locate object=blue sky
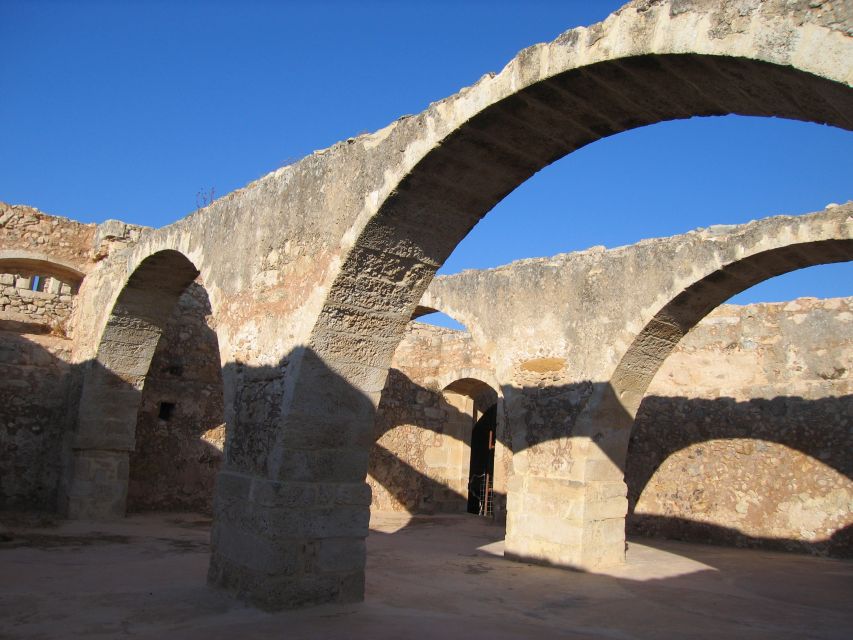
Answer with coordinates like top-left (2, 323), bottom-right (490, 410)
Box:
top-left (2, 1), bottom-right (851, 330)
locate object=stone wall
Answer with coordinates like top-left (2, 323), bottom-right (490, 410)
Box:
top-left (0, 332), bottom-right (75, 511)
top-left (127, 282), bottom-right (225, 514)
top-left (627, 298), bottom-right (852, 556)
top-left (0, 203), bottom-right (153, 514)
top-left (0, 273), bottom-right (77, 335)
top-left (0, 203), bottom-right (95, 267)
top-left (369, 322), bottom-right (500, 514)
top-left (370, 299), bottom-right (851, 557)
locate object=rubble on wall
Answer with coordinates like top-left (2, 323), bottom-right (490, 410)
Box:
top-left (0, 203), bottom-right (95, 267)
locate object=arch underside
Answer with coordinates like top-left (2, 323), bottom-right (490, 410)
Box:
top-left (613, 239), bottom-right (853, 417)
top-left (66, 250), bottom-right (202, 518)
top-left (317, 54), bottom-right (853, 374)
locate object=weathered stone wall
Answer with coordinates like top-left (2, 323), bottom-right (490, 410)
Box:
top-left (371, 299), bottom-right (851, 556)
top-left (369, 322), bottom-right (500, 514)
top-left (0, 273), bottom-right (77, 334)
top-left (0, 203), bottom-right (95, 268)
top-left (626, 298), bottom-right (852, 556)
top-left (127, 282), bottom-right (225, 514)
top-left (0, 332), bottom-right (75, 511)
top-left (2, 0), bottom-right (851, 606)
top-left (0, 204), bottom-right (152, 514)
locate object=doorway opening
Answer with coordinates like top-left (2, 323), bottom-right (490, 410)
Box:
top-left (467, 404), bottom-right (497, 516)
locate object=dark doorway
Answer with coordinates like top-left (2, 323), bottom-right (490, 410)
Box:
top-left (467, 404), bottom-right (497, 515)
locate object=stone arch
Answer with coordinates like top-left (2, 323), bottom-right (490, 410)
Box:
top-left (64, 249), bottom-right (211, 518)
top-left (608, 237), bottom-right (853, 441)
top-left (309, 3), bottom-right (853, 407)
top-left (211, 1), bottom-right (853, 606)
top-left (538, 231), bottom-right (853, 569)
top-left (562, 216), bottom-right (853, 481)
top-left (0, 250), bottom-right (86, 288)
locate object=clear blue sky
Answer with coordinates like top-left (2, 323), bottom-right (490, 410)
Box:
top-left (2, 0), bottom-right (851, 331)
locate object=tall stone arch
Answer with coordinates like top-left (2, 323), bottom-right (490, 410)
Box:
top-left (64, 250), bottom-right (205, 518)
top-left (542, 216), bottom-right (853, 568)
top-left (210, 0), bottom-right (853, 608)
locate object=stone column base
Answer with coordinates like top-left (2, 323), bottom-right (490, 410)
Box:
top-left (63, 449), bottom-right (129, 519)
top-left (504, 475), bottom-right (627, 570)
top-left (208, 470), bottom-right (371, 610)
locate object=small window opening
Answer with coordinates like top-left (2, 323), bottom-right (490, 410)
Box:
top-left (166, 363), bottom-right (184, 377)
top-left (30, 275), bottom-right (46, 292)
top-left (158, 402), bottom-right (176, 421)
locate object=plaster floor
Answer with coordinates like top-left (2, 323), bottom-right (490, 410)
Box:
top-left (0, 512), bottom-right (851, 639)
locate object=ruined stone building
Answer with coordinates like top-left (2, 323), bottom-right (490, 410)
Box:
top-left (0, 0), bottom-right (851, 613)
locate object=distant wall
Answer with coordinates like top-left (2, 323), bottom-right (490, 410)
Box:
top-left (0, 273), bottom-right (77, 334)
top-left (0, 203), bottom-right (95, 267)
top-left (127, 282), bottom-right (225, 514)
top-left (627, 298), bottom-right (852, 556)
top-left (369, 322), bottom-right (499, 514)
top-left (0, 203), bottom-right (153, 514)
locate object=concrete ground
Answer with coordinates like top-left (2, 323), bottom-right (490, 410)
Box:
top-left (0, 512), bottom-right (850, 639)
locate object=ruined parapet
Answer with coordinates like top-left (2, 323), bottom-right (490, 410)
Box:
top-left (0, 203), bottom-right (95, 270)
top-left (0, 272), bottom-right (77, 336)
top-left (92, 219), bottom-right (149, 262)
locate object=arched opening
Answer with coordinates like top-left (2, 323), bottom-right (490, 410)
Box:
top-left (212, 5), bottom-right (853, 607)
top-left (610, 239), bottom-right (852, 424)
top-left (442, 378), bottom-right (499, 516)
top-left (624, 268), bottom-right (852, 557)
top-left (468, 404), bottom-right (497, 516)
top-left (65, 250), bottom-right (225, 519)
top-left (126, 280), bottom-right (225, 515)
top-left (368, 311), bottom-right (501, 518)
top-left (0, 256), bottom-right (84, 335)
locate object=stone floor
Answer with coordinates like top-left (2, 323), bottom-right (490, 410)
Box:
top-left (0, 512), bottom-right (850, 639)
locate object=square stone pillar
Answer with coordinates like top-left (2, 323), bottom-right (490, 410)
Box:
top-left (504, 451), bottom-right (628, 570)
top-left (208, 469), bottom-right (371, 609)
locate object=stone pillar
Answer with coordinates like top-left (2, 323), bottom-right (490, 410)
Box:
top-left (434, 391), bottom-right (473, 510)
top-left (492, 398), bottom-right (510, 521)
top-left (502, 384), bottom-right (630, 570)
top-left (207, 351), bottom-right (376, 610)
top-left (504, 444), bottom-right (627, 569)
top-left (63, 360), bottom-right (145, 519)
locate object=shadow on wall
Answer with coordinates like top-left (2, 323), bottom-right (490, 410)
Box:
top-left (0, 331), bottom-right (77, 511)
top-left (0, 283), bottom-right (225, 519)
top-left (369, 368), bottom-right (498, 516)
top-left (0, 319), bottom-right (51, 335)
top-left (627, 394), bottom-right (852, 557)
top-left (2, 331), bottom-right (850, 612)
top-left (370, 442), bottom-right (506, 519)
top-left (369, 367), bottom-right (852, 557)
top-left (127, 282), bottom-right (226, 515)
top-left (630, 516), bottom-right (852, 559)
